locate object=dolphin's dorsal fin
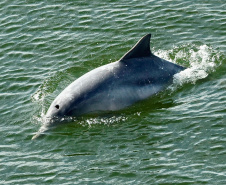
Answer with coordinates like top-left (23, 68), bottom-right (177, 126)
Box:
top-left (120, 34), bottom-right (152, 61)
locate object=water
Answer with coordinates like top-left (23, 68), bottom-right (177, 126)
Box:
top-left (1, 0), bottom-right (226, 184)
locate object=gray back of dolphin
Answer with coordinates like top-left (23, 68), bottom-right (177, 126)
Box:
top-left (32, 34), bottom-right (185, 139)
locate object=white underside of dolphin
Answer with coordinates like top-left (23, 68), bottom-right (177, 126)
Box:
top-left (32, 34), bottom-right (185, 139)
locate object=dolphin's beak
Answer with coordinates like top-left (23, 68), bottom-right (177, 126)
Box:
top-left (31, 123), bottom-right (49, 140)
top-left (32, 132), bottom-right (45, 140)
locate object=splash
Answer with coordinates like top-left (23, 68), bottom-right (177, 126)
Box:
top-left (31, 70), bottom-right (71, 125)
top-left (82, 116), bottom-right (128, 127)
top-left (155, 44), bottom-right (222, 89)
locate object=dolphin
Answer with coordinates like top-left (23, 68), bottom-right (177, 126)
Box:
top-left (32, 34), bottom-right (185, 139)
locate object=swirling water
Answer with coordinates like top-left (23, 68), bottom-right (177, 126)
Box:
top-left (0, 0), bottom-right (226, 184)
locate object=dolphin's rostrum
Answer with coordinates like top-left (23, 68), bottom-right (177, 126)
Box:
top-left (32, 34), bottom-right (185, 139)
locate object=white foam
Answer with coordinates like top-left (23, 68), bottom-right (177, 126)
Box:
top-left (155, 44), bottom-right (220, 90)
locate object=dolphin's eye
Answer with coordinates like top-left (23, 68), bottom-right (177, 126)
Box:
top-left (55, 105), bottom-right (60, 109)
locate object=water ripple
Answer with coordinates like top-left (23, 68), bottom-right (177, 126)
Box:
top-left (1, 0), bottom-right (226, 184)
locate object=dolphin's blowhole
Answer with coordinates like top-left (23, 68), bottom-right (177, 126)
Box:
top-left (55, 105), bottom-right (60, 109)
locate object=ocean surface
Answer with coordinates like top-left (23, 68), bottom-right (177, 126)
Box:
top-left (1, 0), bottom-right (226, 184)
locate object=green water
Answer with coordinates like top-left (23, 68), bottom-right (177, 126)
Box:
top-left (1, 0), bottom-right (226, 184)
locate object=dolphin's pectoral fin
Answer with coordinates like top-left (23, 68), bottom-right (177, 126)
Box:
top-left (120, 34), bottom-right (152, 61)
